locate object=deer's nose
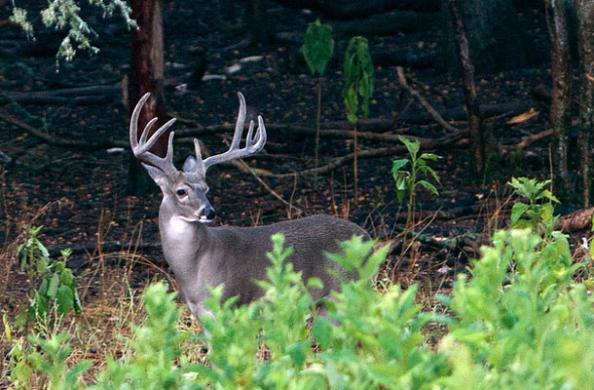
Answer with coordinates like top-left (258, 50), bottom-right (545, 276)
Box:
top-left (199, 205), bottom-right (216, 222)
top-left (205, 206), bottom-right (216, 220)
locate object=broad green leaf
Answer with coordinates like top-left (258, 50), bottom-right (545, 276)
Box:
top-left (510, 202), bottom-right (529, 225)
top-left (398, 136), bottom-right (420, 158)
top-left (56, 285), bottom-right (74, 315)
top-left (392, 159), bottom-right (409, 173)
top-left (312, 317), bottom-right (333, 349)
top-left (418, 180), bottom-right (439, 196)
top-left (303, 19), bottom-right (334, 75)
top-left (47, 273), bottom-right (60, 299)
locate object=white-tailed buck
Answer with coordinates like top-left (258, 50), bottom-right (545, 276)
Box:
top-left (130, 92), bottom-right (369, 319)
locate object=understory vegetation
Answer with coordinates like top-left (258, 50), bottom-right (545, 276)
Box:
top-left (2, 178), bottom-right (594, 389)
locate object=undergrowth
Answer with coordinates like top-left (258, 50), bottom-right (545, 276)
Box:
top-left (2, 178), bottom-right (594, 389)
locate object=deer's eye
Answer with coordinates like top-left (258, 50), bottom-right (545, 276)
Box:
top-left (176, 189), bottom-right (187, 196)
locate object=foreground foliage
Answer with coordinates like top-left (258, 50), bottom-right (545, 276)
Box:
top-left (5, 191), bottom-right (594, 388)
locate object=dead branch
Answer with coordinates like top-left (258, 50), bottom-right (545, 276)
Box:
top-left (1, 84), bottom-right (120, 105)
top-left (516, 129), bottom-right (554, 150)
top-left (396, 66), bottom-right (461, 133)
top-left (0, 113), bottom-right (128, 151)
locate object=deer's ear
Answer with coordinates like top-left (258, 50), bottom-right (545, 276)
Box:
top-left (183, 155), bottom-right (197, 172)
top-left (142, 163), bottom-right (173, 189)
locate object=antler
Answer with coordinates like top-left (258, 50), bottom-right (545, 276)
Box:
top-left (129, 93), bottom-right (179, 178)
top-left (195, 92), bottom-right (267, 172)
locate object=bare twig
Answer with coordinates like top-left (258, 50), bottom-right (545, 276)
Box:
top-left (396, 66), bottom-right (461, 133)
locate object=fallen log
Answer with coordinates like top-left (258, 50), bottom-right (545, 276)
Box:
top-left (332, 10), bottom-right (436, 36)
top-left (271, 0), bottom-right (440, 19)
top-left (555, 207), bottom-right (594, 232)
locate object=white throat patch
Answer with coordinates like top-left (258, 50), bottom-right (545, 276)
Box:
top-left (167, 216), bottom-right (194, 238)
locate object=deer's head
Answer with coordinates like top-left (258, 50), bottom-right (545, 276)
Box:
top-left (129, 92), bottom-right (267, 223)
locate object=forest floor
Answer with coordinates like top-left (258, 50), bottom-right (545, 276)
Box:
top-left (0, 0), bottom-right (586, 378)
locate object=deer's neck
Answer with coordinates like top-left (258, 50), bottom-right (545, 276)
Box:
top-left (158, 200), bottom-right (210, 286)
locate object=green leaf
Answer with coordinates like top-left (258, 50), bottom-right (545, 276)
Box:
top-left (47, 273), bottom-right (60, 299)
top-left (56, 285), bottom-right (74, 315)
top-left (343, 35), bottom-right (374, 122)
top-left (511, 202), bottom-right (529, 225)
top-left (417, 180), bottom-right (439, 196)
top-left (287, 342), bottom-right (307, 367)
top-left (392, 159), bottom-right (409, 173)
top-left (312, 317), bottom-right (333, 349)
top-left (302, 19), bottom-right (334, 75)
top-left (420, 152), bottom-right (441, 161)
top-left (398, 136), bottom-right (420, 158)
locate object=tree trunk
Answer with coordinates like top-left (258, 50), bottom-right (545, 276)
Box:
top-left (441, 0), bottom-right (525, 74)
top-left (128, 0), bottom-right (168, 195)
top-left (576, 0), bottom-right (594, 207)
top-left (246, 0), bottom-right (270, 45)
top-left (545, 0), bottom-right (572, 195)
top-left (447, 0), bottom-right (484, 176)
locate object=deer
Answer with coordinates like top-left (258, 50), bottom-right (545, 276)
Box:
top-left (129, 92), bottom-right (370, 320)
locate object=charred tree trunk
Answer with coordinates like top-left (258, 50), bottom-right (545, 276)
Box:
top-left (246, 0), bottom-right (270, 45)
top-left (545, 0), bottom-right (573, 195)
top-left (576, 0), bottom-right (594, 207)
top-left (128, 0), bottom-right (168, 195)
top-left (447, 0), bottom-right (484, 176)
top-left (441, 0), bottom-right (525, 74)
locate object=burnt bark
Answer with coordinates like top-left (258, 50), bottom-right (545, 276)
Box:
top-left (447, 0), bottom-right (484, 176)
top-left (545, 0), bottom-right (573, 195)
top-left (246, 0), bottom-right (271, 45)
top-left (441, 0), bottom-right (525, 74)
top-left (128, 0), bottom-right (168, 195)
top-left (576, 0), bottom-right (594, 207)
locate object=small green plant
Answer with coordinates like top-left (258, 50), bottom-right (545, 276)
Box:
top-left (95, 282), bottom-right (186, 389)
top-left (508, 177), bottom-right (559, 235)
top-left (303, 19), bottom-right (334, 169)
top-left (343, 35), bottom-right (374, 200)
top-left (392, 136), bottom-right (441, 237)
top-left (16, 226), bottom-right (82, 328)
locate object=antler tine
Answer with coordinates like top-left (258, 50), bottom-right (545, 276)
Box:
top-left (245, 120), bottom-right (255, 147)
top-left (129, 92), bottom-right (179, 178)
top-left (202, 96), bottom-right (267, 171)
top-left (231, 92), bottom-right (247, 149)
top-left (192, 138), bottom-right (206, 174)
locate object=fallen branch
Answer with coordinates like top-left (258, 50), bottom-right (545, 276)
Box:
top-left (396, 67), bottom-right (461, 133)
top-left (1, 84), bottom-right (120, 106)
top-left (0, 113), bottom-right (128, 151)
top-left (516, 129), bottom-right (554, 150)
top-left (176, 123), bottom-right (409, 142)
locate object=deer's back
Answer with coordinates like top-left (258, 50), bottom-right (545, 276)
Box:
top-left (210, 215), bottom-right (369, 303)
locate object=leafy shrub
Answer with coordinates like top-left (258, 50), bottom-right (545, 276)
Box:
top-left (16, 226), bottom-right (82, 328)
top-left (7, 200), bottom-right (594, 389)
top-left (440, 228), bottom-right (593, 389)
top-left (508, 177), bottom-right (559, 235)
